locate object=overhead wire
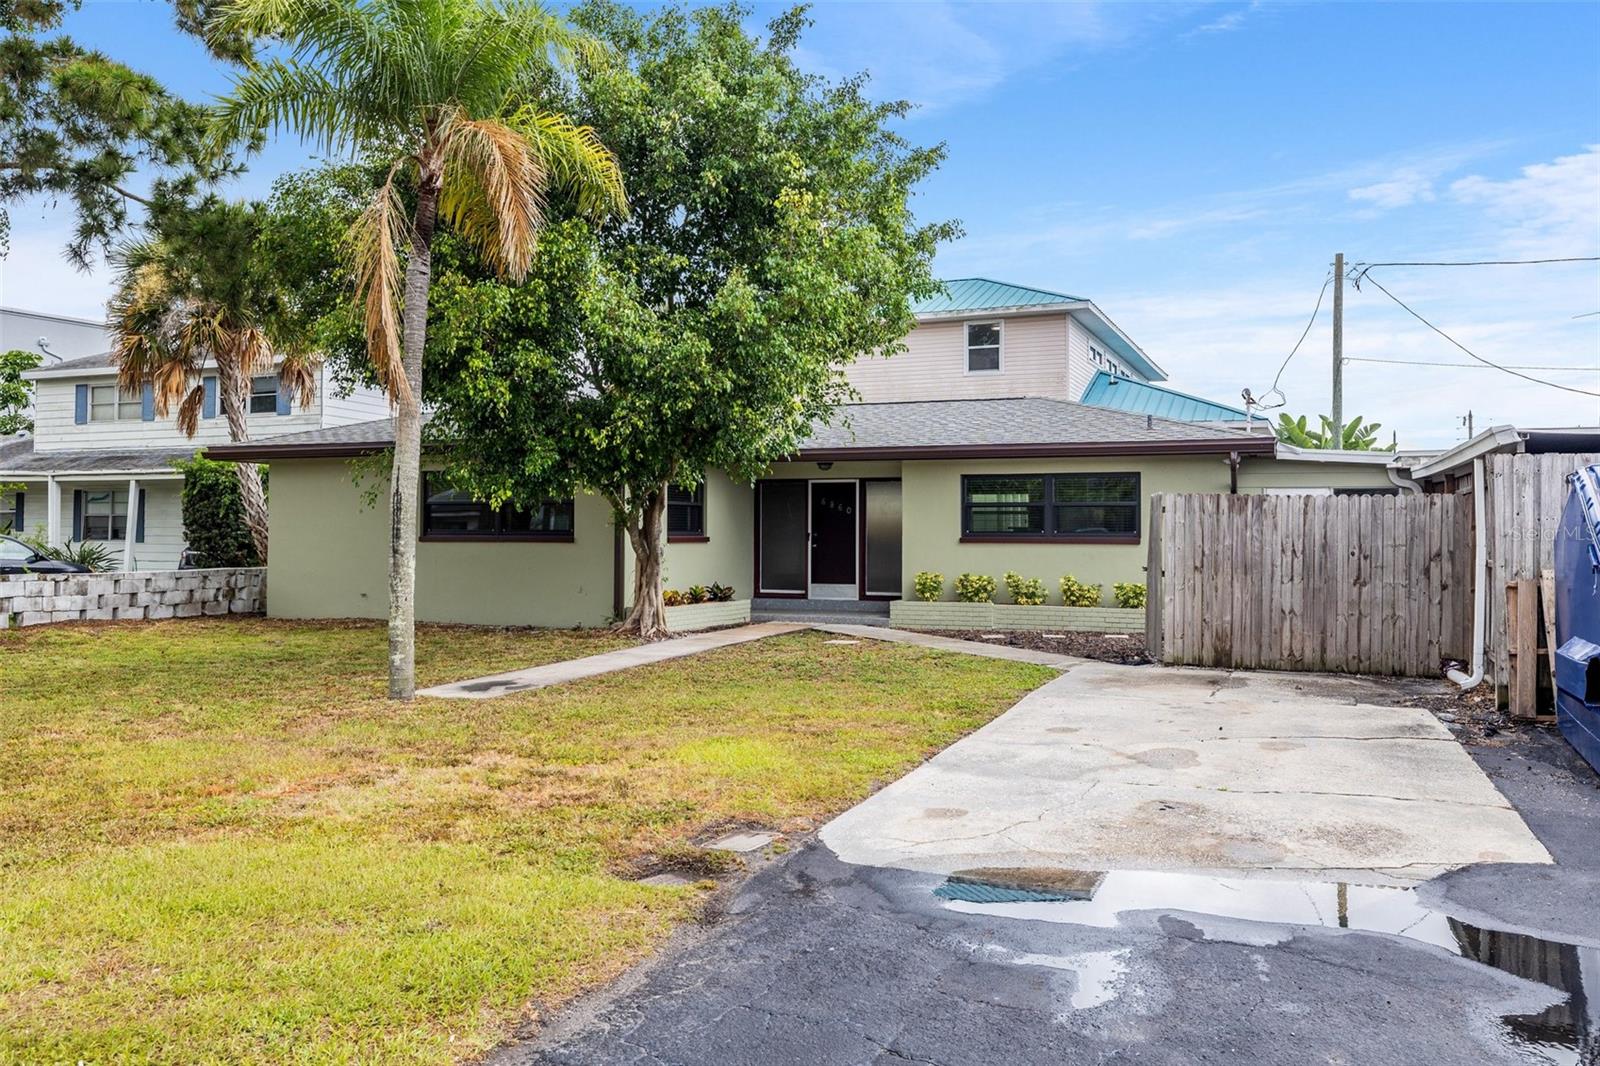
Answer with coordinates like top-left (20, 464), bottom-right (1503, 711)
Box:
top-left (1247, 271), bottom-right (1332, 414)
top-left (1356, 273), bottom-right (1600, 398)
top-left (1345, 356), bottom-right (1597, 372)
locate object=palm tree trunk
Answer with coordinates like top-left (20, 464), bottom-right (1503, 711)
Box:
top-left (618, 482), bottom-right (669, 639)
top-left (215, 356), bottom-right (270, 563)
top-left (388, 174), bottom-right (440, 700)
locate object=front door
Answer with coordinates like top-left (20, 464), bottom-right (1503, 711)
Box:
top-left (809, 481), bottom-right (857, 599)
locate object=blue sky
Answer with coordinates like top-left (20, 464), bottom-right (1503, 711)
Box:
top-left (4, 0), bottom-right (1598, 446)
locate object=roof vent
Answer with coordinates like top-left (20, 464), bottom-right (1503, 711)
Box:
top-left (1146, 414), bottom-right (1154, 429)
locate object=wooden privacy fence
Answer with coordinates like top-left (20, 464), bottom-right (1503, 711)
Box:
top-left (1483, 452), bottom-right (1600, 689)
top-left (1146, 493), bottom-right (1472, 676)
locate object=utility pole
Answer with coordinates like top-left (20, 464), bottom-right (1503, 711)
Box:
top-left (1331, 252), bottom-right (1344, 450)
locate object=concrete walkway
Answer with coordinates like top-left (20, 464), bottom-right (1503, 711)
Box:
top-left (821, 661), bottom-right (1552, 881)
top-left (816, 623), bottom-right (1083, 669)
top-left (417, 623), bottom-right (807, 699)
top-left (421, 622), bottom-right (1079, 700)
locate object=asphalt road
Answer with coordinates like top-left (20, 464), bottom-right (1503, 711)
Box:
top-left (499, 724), bottom-right (1600, 1066)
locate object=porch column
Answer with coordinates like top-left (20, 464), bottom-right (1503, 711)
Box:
top-left (45, 476), bottom-right (62, 547)
top-left (123, 477), bottom-right (139, 572)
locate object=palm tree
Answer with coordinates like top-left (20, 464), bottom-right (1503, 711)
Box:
top-left (109, 203), bottom-right (317, 563)
top-left (210, 0), bottom-right (627, 699)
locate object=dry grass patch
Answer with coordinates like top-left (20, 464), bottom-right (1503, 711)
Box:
top-left (0, 618), bottom-right (1051, 1063)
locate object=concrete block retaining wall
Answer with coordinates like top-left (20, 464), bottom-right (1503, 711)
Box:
top-left (890, 600), bottom-right (1144, 634)
top-left (664, 599), bottom-right (751, 633)
top-left (0, 568), bottom-right (266, 628)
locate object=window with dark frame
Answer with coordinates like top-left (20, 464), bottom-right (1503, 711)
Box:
top-left (966, 321), bottom-right (1001, 372)
top-left (421, 473), bottom-right (574, 539)
top-left (962, 473), bottom-right (1140, 540)
top-left (667, 483), bottom-right (705, 538)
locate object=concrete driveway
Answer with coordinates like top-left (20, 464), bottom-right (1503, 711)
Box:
top-left (821, 661), bottom-right (1551, 881)
top-left (513, 659), bottom-right (1599, 1066)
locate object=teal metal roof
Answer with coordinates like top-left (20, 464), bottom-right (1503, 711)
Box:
top-left (1079, 370), bottom-right (1250, 423)
top-left (913, 278), bottom-right (1084, 315)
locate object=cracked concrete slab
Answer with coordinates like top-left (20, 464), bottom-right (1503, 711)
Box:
top-left (822, 662), bottom-right (1551, 881)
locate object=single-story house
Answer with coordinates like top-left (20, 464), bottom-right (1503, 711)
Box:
top-left (208, 396), bottom-right (1400, 627)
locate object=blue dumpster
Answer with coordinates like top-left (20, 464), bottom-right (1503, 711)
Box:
top-left (1553, 463), bottom-right (1600, 774)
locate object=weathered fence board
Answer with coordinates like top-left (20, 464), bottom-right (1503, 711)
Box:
top-left (1482, 452), bottom-right (1600, 689)
top-left (1147, 493), bottom-right (1472, 676)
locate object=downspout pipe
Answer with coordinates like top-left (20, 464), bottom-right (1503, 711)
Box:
top-left (1447, 456), bottom-right (1487, 690)
top-left (1386, 465), bottom-right (1423, 495)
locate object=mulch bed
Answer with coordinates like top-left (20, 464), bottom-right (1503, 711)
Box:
top-left (915, 628), bottom-right (1153, 666)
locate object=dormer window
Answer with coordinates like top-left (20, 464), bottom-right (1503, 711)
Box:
top-left (966, 322), bottom-right (1001, 373)
top-left (250, 376), bottom-right (280, 414)
top-left (89, 384), bottom-right (142, 422)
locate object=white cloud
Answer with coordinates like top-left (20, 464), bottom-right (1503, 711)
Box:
top-left (777, 1), bottom-right (1198, 112)
top-left (1449, 145), bottom-right (1600, 258)
top-left (1187, 2), bottom-right (1261, 37)
top-left (1348, 168), bottom-right (1438, 209)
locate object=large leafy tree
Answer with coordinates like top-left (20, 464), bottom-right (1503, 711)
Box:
top-left (0, 348), bottom-right (41, 434)
top-left (210, 0), bottom-right (625, 699)
top-left (423, 2), bottom-right (954, 637)
top-left (0, 0), bottom-right (250, 265)
top-left (108, 199), bottom-right (316, 561)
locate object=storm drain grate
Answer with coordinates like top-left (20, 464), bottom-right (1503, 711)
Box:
top-left (933, 880), bottom-right (1073, 904)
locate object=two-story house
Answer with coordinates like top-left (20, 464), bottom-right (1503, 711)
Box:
top-left (846, 278), bottom-right (1166, 403)
top-left (2, 324), bottom-right (388, 569)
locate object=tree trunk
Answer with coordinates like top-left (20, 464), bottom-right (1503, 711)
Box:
top-left (617, 483), bottom-right (669, 639)
top-left (215, 356), bottom-right (270, 563)
top-left (387, 174), bottom-right (440, 700)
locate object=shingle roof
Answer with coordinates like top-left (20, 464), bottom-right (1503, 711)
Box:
top-left (798, 397), bottom-right (1264, 456)
top-left (208, 399), bottom-right (1273, 463)
top-left (1079, 370), bottom-right (1250, 422)
top-left (23, 351), bottom-right (114, 374)
top-left (0, 435), bottom-right (196, 475)
top-left (913, 278), bottom-right (1083, 316)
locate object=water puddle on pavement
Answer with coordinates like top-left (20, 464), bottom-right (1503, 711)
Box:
top-left (938, 868), bottom-right (1598, 1065)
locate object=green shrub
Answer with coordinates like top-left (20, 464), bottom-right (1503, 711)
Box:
top-left (1003, 571), bottom-right (1047, 606)
top-left (955, 573), bottom-right (996, 603)
top-left (913, 571), bottom-right (944, 602)
top-left (707, 582), bottom-right (735, 602)
top-left (685, 584), bottom-right (710, 604)
top-left (19, 534), bottom-right (116, 572)
top-left (663, 589), bottom-right (685, 607)
top-left (1113, 582), bottom-right (1147, 609)
top-left (173, 455), bottom-right (260, 568)
top-left (1059, 574), bottom-right (1102, 607)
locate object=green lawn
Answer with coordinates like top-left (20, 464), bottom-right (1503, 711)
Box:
top-left (0, 618), bottom-right (1052, 1064)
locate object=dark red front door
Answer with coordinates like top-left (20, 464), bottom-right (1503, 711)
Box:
top-left (810, 482), bottom-right (857, 589)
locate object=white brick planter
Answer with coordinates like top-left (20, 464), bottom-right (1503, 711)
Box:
top-left (664, 598), bottom-right (751, 633)
top-left (890, 600), bottom-right (1144, 634)
top-left (0, 568), bottom-right (266, 629)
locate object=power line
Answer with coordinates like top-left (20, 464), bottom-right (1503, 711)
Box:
top-left (1350, 256), bottom-right (1600, 286)
top-left (1347, 356), bottom-right (1599, 372)
top-left (1250, 272), bottom-right (1332, 411)
top-left (1358, 274), bottom-right (1600, 398)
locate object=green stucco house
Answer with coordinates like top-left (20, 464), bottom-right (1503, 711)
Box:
top-left (208, 279), bottom-right (1397, 626)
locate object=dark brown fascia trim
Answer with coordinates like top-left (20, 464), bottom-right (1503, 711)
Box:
top-left (203, 441), bottom-right (391, 462)
top-left (791, 438), bottom-right (1275, 462)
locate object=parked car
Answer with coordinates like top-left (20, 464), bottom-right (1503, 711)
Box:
top-left (0, 534), bottom-right (92, 575)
